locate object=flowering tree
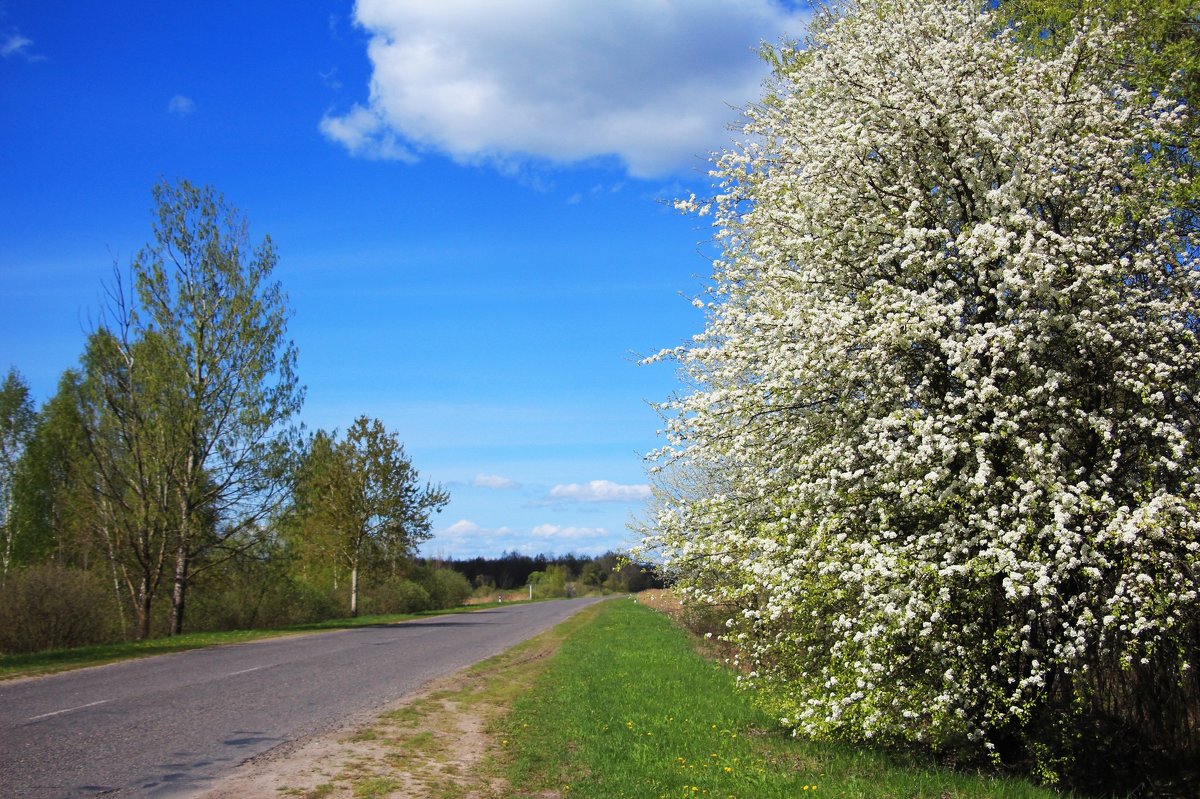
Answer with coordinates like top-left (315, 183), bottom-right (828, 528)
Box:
top-left (646, 0), bottom-right (1200, 773)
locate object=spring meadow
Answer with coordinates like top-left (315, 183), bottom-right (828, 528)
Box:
top-left (2, 0), bottom-right (1198, 797)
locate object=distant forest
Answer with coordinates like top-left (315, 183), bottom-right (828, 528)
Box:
top-left (430, 551), bottom-right (664, 594)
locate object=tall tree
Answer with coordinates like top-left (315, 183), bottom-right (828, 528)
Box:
top-left (128, 180), bottom-right (303, 635)
top-left (290, 417), bottom-right (448, 617)
top-left (647, 0), bottom-right (1200, 779)
top-left (0, 368), bottom-right (36, 577)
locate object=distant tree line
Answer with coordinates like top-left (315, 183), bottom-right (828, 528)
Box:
top-left (0, 180), bottom-right (643, 656)
top-left (431, 551), bottom-right (664, 596)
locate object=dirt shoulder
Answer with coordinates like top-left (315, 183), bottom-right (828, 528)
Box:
top-left (190, 600), bottom-right (607, 799)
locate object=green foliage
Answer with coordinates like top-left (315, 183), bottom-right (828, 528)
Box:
top-left (127, 178), bottom-right (304, 636)
top-left (9, 371), bottom-right (95, 569)
top-left (75, 327), bottom-right (190, 639)
top-left (528, 563), bottom-right (571, 598)
top-left (0, 564), bottom-right (120, 654)
top-left (1001, 0), bottom-right (1200, 220)
top-left (360, 576), bottom-right (431, 615)
top-left (1002, 0), bottom-right (1200, 100)
top-left (416, 565), bottom-right (472, 608)
top-left (285, 417), bottom-right (449, 616)
top-left (184, 550), bottom-right (342, 631)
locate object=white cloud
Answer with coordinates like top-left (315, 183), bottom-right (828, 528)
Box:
top-left (167, 95), bottom-right (196, 115)
top-left (319, 104), bottom-right (419, 162)
top-left (445, 519), bottom-right (488, 535)
top-left (2, 31), bottom-right (37, 60)
top-left (473, 473), bottom-right (521, 490)
top-left (322, 0), bottom-right (807, 177)
top-left (531, 523), bottom-right (606, 540)
top-left (424, 518), bottom-right (624, 558)
top-left (548, 480), bottom-right (651, 503)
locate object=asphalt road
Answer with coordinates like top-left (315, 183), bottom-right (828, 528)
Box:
top-left (0, 597), bottom-right (605, 799)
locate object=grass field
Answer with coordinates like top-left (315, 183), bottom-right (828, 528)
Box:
top-left (499, 598), bottom-right (1064, 799)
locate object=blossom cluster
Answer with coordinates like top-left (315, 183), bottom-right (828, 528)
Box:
top-left (643, 0), bottom-right (1200, 755)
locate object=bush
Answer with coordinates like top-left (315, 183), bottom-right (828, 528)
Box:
top-left (361, 577), bottom-right (432, 615)
top-left (417, 566), bottom-right (472, 609)
top-left (187, 565), bottom-right (342, 632)
top-left (0, 564), bottom-right (119, 654)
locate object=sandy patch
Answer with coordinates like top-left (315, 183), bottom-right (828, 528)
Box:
top-left (188, 617), bottom-right (575, 799)
top-left (190, 669), bottom-right (506, 799)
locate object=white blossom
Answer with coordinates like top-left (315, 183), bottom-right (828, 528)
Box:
top-left (640, 0), bottom-right (1200, 755)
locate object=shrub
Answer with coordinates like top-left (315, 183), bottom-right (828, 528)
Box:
top-left (361, 577), bottom-right (432, 615)
top-left (0, 564), bottom-right (119, 653)
top-left (416, 566), bottom-right (472, 609)
top-left (187, 567), bottom-right (342, 631)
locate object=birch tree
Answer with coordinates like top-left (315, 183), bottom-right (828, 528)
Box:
top-left (129, 180), bottom-right (303, 635)
top-left (290, 417), bottom-right (448, 617)
top-left (76, 328), bottom-right (182, 639)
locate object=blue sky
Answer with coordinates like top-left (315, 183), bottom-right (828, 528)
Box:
top-left (1, 1), bottom-right (807, 559)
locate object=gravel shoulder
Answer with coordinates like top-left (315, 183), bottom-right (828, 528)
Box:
top-left (189, 600), bottom-right (608, 799)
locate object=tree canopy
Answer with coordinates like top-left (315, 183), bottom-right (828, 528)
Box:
top-left (288, 417), bottom-right (449, 617)
top-left (646, 0), bottom-right (1200, 781)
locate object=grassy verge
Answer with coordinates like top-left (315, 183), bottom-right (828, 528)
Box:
top-left (0, 601), bottom-right (517, 681)
top-left (499, 598), bottom-right (1065, 799)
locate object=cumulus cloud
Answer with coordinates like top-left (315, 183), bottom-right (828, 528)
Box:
top-left (321, 0), bottom-right (807, 177)
top-left (427, 518), bottom-right (618, 558)
top-left (167, 94), bottom-right (196, 115)
top-left (320, 104), bottom-right (418, 162)
top-left (473, 473), bottom-right (521, 490)
top-left (445, 519), bottom-right (489, 535)
top-left (548, 480), bottom-right (651, 503)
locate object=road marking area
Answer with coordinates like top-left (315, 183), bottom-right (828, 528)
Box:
top-left (227, 666), bottom-right (263, 676)
top-left (29, 699), bottom-right (110, 721)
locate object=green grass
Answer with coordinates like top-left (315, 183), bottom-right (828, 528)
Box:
top-left (501, 599), bottom-right (1065, 799)
top-left (0, 602), bottom-right (512, 680)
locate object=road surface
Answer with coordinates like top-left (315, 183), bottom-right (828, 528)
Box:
top-left (0, 597), bottom-right (604, 798)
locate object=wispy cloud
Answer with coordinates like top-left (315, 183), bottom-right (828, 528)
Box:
top-left (2, 30), bottom-right (39, 60)
top-left (473, 473), bottom-right (521, 490)
top-left (530, 523), bottom-right (608, 541)
top-left (319, 68), bottom-right (343, 90)
top-left (167, 95), bottom-right (196, 115)
top-left (321, 0), bottom-right (807, 177)
top-left (547, 480), bottom-right (651, 503)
